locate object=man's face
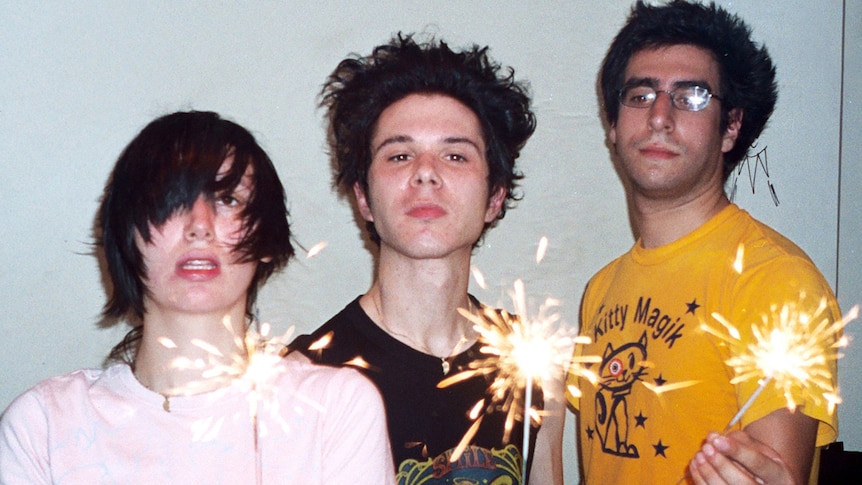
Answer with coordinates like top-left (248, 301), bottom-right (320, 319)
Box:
top-left (609, 44), bottom-right (740, 204)
top-left (354, 93), bottom-right (505, 260)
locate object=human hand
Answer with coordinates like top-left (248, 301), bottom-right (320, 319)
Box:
top-left (688, 431), bottom-right (798, 485)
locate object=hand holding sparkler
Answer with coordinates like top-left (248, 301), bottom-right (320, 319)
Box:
top-left (689, 428), bottom-right (800, 485)
top-left (682, 297), bottom-right (856, 485)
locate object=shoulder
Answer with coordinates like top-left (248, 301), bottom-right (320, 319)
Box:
top-left (733, 209), bottom-right (814, 262)
top-left (1, 367), bottom-right (112, 434)
top-left (5, 368), bottom-right (107, 409)
top-left (280, 353), bottom-right (380, 403)
top-left (288, 298), bottom-right (365, 348)
top-left (731, 211), bottom-right (833, 293)
top-left (288, 297), bottom-right (382, 364)
top-left (583, 252), bottom-right (628, 297)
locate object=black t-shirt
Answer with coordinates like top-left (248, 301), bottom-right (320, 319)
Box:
top-left (289, 297), bottom-right (540, 483)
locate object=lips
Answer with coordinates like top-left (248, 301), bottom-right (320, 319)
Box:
top-left (407, 204), bottom-right (446, 220)
top-left (176, 256), bottom-right (220, 280)
top-left (639, 142), bottom-right (680, 159)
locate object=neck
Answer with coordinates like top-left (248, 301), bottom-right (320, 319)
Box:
top-left (632, 187), bottom-right (729, 249)
top-left (362, 252), bottom-right (477, 358)
top-left (133, 309), bottom-right (249, 396)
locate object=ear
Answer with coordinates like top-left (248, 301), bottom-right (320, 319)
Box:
top-left (260, 256), bottom-right (273, 263)
top-left (353, 182), bottom-right (374, 222)
top-left (608, 122), bottom-right (617, 146)
top-left (721, 108), bottom-right (743, 154)
top-left (484, 186), bottom-right (507, 223)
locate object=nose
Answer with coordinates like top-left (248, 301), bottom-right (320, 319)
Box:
top-left (410, 153), bottom-right (441, 187)
top-left (647, 91), bottom-right (675, 133)
top-left (184, 196), bottom-right (215, 242)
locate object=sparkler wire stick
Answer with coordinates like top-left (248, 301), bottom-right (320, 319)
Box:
top-left (725, 375), bottom-right (773, 431)
top-left (446, 241), bottom-right (599, 482)
top-left (253, 377), bottom-right (263, 485)
top-left (249, 321), bottom-right (265, 485)
top-left (521, 374), bottom-right (533, 485)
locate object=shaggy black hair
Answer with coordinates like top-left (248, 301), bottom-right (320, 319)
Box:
top-left (99, 111), bottom-right (294, 361)
top-left (601, 0), bottom-right (777, 180)
top-left (321, 33), bottom-right (536, 242)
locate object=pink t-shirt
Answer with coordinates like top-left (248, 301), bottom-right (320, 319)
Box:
top-left (0, 356), bottom-right (394, 484)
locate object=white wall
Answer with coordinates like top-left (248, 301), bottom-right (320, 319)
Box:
top-left (0, 0), bottom-right (856, 481)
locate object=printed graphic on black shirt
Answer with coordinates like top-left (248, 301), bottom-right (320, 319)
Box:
top-left (396, 444), bottom-right (522, 485)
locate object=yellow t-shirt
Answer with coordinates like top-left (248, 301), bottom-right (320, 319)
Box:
top-left (567, 204), bottom-right (840, 484)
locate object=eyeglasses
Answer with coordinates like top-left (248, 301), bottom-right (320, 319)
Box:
top-left (618, 85), bottom-right (721, 112)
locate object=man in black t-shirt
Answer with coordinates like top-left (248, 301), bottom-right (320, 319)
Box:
top-left (289, 33), bottom-right (564, 484)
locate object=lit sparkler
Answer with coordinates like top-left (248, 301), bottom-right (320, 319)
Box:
top-left (439, 279), bottom-right (576, 483)
top-left (241, 322), bottom-right (293, 485)
top-left (163, 317), bottom-right (294, 485)
top-left (441, 238), bottom-right (598, 483)
top-left (701, 295), bottom-right (857, 429)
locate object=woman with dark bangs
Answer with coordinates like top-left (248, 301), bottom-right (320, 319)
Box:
top-left (0, 111), bottom-right (394, 484)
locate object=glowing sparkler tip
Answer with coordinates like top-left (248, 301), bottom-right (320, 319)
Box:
top-left (709, 294), bottom-right (856, 427)
top-left (444, 278), bottom-right (586, 447)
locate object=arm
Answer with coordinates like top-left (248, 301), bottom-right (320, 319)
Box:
top-left (689, 408), bottom-right (818, 485)
top-left (689, 256), bottom-right (841, 484)
top-left (0, 392), bottom-right (51, 485)
top-left (528, 368), bottom-right (566, 485)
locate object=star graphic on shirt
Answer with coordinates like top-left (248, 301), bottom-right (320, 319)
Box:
top-left (586, 426), bottom-right (595, 440)
top-left (635, 412), bottom-right (648, 428)
top-left (686, 299), bottom-right (700, 315)
top-left (654, 374), bottom-right (667, 387)
top-left (653, 440), bottom-right (669, 457)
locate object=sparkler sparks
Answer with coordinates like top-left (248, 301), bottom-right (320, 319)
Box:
top-left (439, 238), bottom-right (600, 483)
top-left (439, 279), bottom-right (576, 483)
top-left (701, 295), bottom-right (857, 428)
top-left (306, 240), bottom-right (328, 259)
top-left (159, 318), bottom-right (295, 485)
top-left (443, 279), bottom-right (574, 431)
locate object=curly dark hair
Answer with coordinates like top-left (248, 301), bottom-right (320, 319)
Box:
top-left (320, 33), bottom-right (536, 242)
top-left (600, 0), bottom-right (777, 180)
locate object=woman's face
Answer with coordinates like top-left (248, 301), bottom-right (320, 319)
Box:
top-left (137, 157), bottom-right (258, 324)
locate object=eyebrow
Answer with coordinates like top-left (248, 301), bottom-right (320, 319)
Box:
top-left (372, 134), bottom-right (484, 155)
top-left (623, 77), bottom-right (715, 92)
top-left (373, 135), bottom-right (411, 153)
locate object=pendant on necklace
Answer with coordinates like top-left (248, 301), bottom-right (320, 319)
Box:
top-left (441, 358), bottom-right (450, 375)
top-left (162, 394), bottom-right (171, 413)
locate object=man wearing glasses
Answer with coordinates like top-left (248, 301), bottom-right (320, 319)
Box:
top-left (567, 1), bottom-right (841, 484)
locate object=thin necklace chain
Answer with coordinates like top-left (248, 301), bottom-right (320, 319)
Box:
top-left (131, 317), bottom-right (254, 413)
top-left (132, 355), bottom-right (245, 413)
top-left (132, 367), bottom-right (176, 412)
top-left (372, 293), bottom-right (474, 375)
